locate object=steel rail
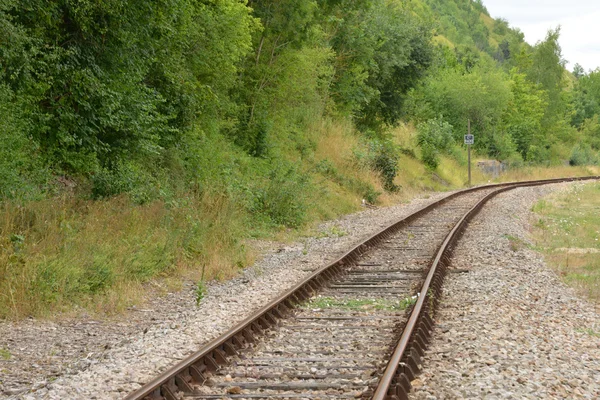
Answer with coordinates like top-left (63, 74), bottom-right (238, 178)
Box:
top-left (124, 176), bottom-right (598, 400)
top-left (370, 176), bottom-right (599, 400)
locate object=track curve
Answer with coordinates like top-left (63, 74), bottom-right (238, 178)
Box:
top-left (124, 177), bottom-right (598, 400)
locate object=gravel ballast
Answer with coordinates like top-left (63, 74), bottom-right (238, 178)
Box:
top-left (1, 190), bottom-right (454, 399)
top-left (410, 183), bottom-right (600, 400)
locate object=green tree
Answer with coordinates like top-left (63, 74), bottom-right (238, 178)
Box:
top-left (526, 28), bottom-right (568, 131)
top-left (572, 68), bottom-right (600, 127)
top-left (502, 69), bottom-right (548, 160)
top-left (417, 59), bottom-right (512, 156)
top-left (0, 0), bottom-right (256, 177)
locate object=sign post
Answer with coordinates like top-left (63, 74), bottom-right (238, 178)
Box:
top-left (464, 119), bottom-right (474, 187)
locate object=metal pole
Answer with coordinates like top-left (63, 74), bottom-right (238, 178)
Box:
top-left (468, 119), bottom-right (471, 187)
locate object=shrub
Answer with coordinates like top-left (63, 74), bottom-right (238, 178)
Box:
top-left (569, 144), bottom-right (598, 166)
top-left (251, 165), bottom-right (309, 228)
top-left (90, 161), bottom-right (162, 204)
top-left (417, 117), bottom-right (454, 169)
top-left (0, 85), bottom-right (48, 200)
top-left (420, 143), bottom-right (440, 169)
top-left (357, 138), bottom-right (400, 192)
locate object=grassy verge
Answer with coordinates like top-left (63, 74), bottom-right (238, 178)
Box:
top-left (531, 182), bottom-right (600, 303)
top-left (0, 191), bottom-right (253, 318)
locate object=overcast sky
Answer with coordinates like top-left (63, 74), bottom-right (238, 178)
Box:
top-left (483, 0), bottom-right (600, 72)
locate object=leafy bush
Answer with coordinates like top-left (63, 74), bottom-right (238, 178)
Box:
top-left (252, 165), bottom-right (309, 228)
top-left (90, 161), bottom-right (161, 204)
top-left (569, 144), bottom-right (598, 166)
top-left (0, 85), bottom-right (48, 200)
top-left (359, 139), bottom-right (401, 192)
top-left (417, 117), bottom-right (454, 169)
top-left (527, 144), bottom-right (551, 165)
top-left (486, 132), bottom-right (519, 161)
top-left (420, 143), bottom-right (440, 169)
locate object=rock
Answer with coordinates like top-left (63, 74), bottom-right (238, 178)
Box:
top-left (227, 386), bottom-right (242, 394)
top-left (411, 378), bottom-right (424, 389)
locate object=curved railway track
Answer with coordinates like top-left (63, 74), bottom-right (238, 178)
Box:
top-left (124, 177), bottom-right (598, 400)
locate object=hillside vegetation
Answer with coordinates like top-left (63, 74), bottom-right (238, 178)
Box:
top-left (1, 0), bottom-right (599, 318)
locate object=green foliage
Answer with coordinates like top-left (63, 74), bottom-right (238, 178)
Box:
top-left (251, 165), bottom-right (310, 228)
top-left (1, 0), bottom-right (587, 206)
top-left (569, 144), bottom-right (598, 166)
top-left (353, 137), bottom-right (400, 192)
top-left (195, 280), bottom-right (207, 306)
top-left (0, 0), bottom-right (256, 177)
top-left (502, 70), bottom-right (548, 160)
top-left (0, 85), bottom-right (48, 199)
top-left (304, 295), bottom-right (415, 311)
top-left (417, 117), bottom-right (454, 169)
top-left (526, 29), bottom-right (567, 123)
top-left (414, 60), bottom-right (513, 155)
top-left (572, 69), bottom-right (600, 127)
top-left (90, 161), bottom-right (161, 204)
top-left (322, 0), bottom-right (433, 128)
top-left (579, 117), bottom-right (600, 150)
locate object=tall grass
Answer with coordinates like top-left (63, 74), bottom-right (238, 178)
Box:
top-left (0, 191), bottom-right (251, 319)
top-left (311, 118), bottom-right (391, 205)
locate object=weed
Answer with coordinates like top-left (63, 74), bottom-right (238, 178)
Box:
top-left (317, 225), bottom-right (347, 238)
top-left (0, 348), bottom-right (10, 360)
top-left (532, 199), bottom-right (547, 213)
top-left (577, 328), bottom-right (600, 338)
top-left (195, 280), bottom-right (207, 306)
top-left (399, 295), bottom-right (418, 309)
top-left (251, 165), bottom-right (309, 228)
top-left (195, 264), bottom-right (208, 306)
top-left (534, 218), bottom-right (547, 230)
top-left (504, 234), bottom-right (527, 252)
top-left (301, 238), bottom-right (310, 255)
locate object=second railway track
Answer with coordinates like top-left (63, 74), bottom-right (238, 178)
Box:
top-left (125, 177), bottom-right (598, 400)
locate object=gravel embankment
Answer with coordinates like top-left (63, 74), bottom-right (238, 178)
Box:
top-left (1, 190), bottom-right (454, 399)
top-left (410, 183), bottom-right (600, 400)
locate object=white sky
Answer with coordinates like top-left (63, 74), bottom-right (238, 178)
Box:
top-left (483, 0), bottom-right (600, 72)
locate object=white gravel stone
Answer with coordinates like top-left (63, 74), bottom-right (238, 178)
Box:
top-left (410, 182), bottom-right (600, 400)
top-left (1, 190), bottom-right (454, 399)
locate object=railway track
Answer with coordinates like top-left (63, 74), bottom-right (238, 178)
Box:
top-left (124, 177), bottom-right (598, 400)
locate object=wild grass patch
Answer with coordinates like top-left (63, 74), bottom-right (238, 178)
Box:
top-left (0, 191), bottom-right (252, 319)
top-left (532, 182), bottom-right (600, 302)
top-left (0, 348), bottom-right (11, 360)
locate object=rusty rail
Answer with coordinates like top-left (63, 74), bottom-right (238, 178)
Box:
top-left (124, 176), bottom-right (598, 400)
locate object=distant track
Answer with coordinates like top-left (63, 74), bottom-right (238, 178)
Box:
top-left (124, 176), bottom-right (598, 400)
